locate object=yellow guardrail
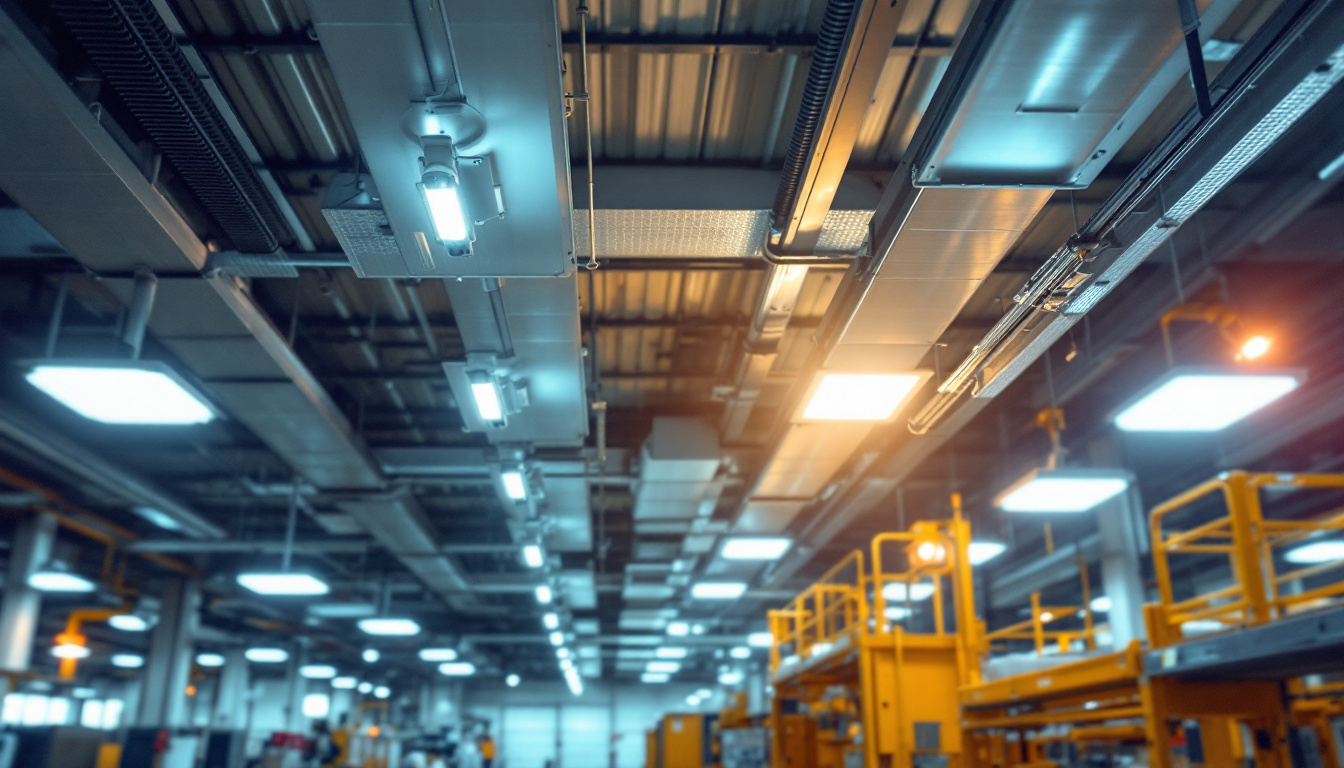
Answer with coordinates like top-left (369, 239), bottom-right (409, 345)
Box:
top-left (1148, 471), bottom-right (1344, 646)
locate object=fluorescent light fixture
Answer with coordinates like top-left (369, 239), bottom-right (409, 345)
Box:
top-left (362, 649), bottom-right (380, 664)
top-left (1181, 619), bottom-right (1225, 634)
top-left (641, 673), bottom-right (670, 683)
top-left (300, 665), bottom-right (337, 680)
top-left (302, 693), bottom-right (330, 719)
top-left (244, 648), bottom-right (289, 664)
top-left (373, 686), bottom-right (391, 700)
top-left (196, 653), bottom-right (225, 668)
top-left (25, 362), bottom-right (216, 425)
top-left (559, 657), bottom-right (574, 671)
top-left (655, 647), bottom-right (688, 660)
top-left (358, 618), bottom-right (421, 637)
top-left (72, 688), bottom-right (96, 699)
top-left (686, 695), bottom-right (702, 706)
top-left (884, 606), bottom-right (912, 620)
top-left (881, 582), bottom-right (934, 601)
top-left (502, 470), bottom-right (528, 501)
top-left (110, 654), bottom-right (144, 669)
top-left (418, 648), bottom-right (459, 662)
top-left (666, 621), bottom-right (690, 637)
top-left (422, 181), bottom-right (469, 243)
top-left (968, 541), bottom-right (1006, 566)
top-left (720, 537), bottom-right (792, 561)
top-left (801, 373), bottom-right (924, 421)
top-left (548, 631), bottom-right (565, 647)
top-left (1285, 540), bottom-right (1344, 564)
top-left (556, 648), bottom-right (571, 660)
top-left (566, 671), bottom-right (583, 696)
top-left (719, 670), bottom-right (745, 685)
top-left (52, 643), bottom-right (90, 660)
top-left (332, 677), bottom-right (358, 690)
top-left (27, 569), bottom-right (96, 593)
top-left (996, 468), bottom-right (1131, 513)
top-left (108, 614), bottom-right (151, 632)
top-left (646, 661), bottom-right (681, 674)
top-left (535, 585), bottom-right (553, 604)
top-left (543, 613), bottom-right (560, 630)
top-left (691, 582), bottom-right (748, 600)
top-left (236, 572), bottom-right (330, 596)
top-left (730, 647), bottom-right (751, 660)
top-left (469, 372), bottom-right (504, 425)
top-left (438, 662), bottom-right (476, 677)
top-left (747, 632), bottom-right (773, 648)
top-left (1318, 149), bottom-right (1344, 180)
top-left (357, 682), bottom-right (373, 694)
top-left (1113, 367), bottom-right (1304, 432)
top-left (1090, 596), bottom-right (1113, 613)
top-left (131, 506), bottom-right (182, 532)
top-left (506, 674), bottom-right (520, 687)
top-left (522, 544), bottom-right (544, 568)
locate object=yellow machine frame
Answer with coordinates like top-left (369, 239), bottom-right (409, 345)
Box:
top-left (769, 496), bottom-right (978, 768)
top-left (960, 471), bottom-right (1344, 768)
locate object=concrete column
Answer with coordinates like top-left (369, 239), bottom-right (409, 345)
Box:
top-left (212, 648), bottom-right (250, 729)
top-left (283, 646), bottom-right (308, 732)
top-left (1089, 436), bottom-right (1148, 646)
top-left (0, 512), bottom-right (57, 672)
top-left (137, 577), bottom-right (201, 727)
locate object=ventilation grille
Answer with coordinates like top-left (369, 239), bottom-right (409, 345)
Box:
top-left (51, 0), bottom-right (292, 253)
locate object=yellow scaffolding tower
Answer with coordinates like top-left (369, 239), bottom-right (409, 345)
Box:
top-left (769, 496), bottom-right (978, 768)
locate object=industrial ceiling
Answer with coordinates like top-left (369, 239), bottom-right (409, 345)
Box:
top-left (0, 0), bottom-right (1342, 689)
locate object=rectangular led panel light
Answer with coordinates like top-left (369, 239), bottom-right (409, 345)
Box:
top-left (237, 572), bottom-right (330, 596)
top-left (801, 373), bottom-right (925, 421)
top-left (645, 661), bottom-right (681, 674)
top-left (418, 648), bottom-right (459, 662)
top-left (746, 632), bottom-right (773, 647)
top-left (25, 361), bottom-right (217, 425)
top-left (1285, 540), bottom-right (1344, 564)
top-left (968, 541), bottom-right (1006, 566)
top-left (439, 662), bottom-right (476, 676)
top-left (357, 618), bottom-right (421, 636)
top-left (655, 647), bottom-right (688, 659)
top-left (995, 468), bottom-right (1132, 513)
top-left (535, 585), bottom-right (553, 604)
top-left (881, 582), bottom-right (934, 601)
top-left (720, 537), bottom-right (792, 561)
top-left (641, 673), bottom-right (671, 684)
top-left (1113, 367), bottom-right (1304, 432)
top-left (691, 582), bottom-right (748, 600)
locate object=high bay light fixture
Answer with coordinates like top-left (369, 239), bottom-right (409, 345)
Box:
top-left (720, 537), bottom-right (792, 561)
top-left (1113, 367), bottom-right (1304, 432)
top-left (26, 360), bottom-right (216, 426)
top-left (996, 468), bottom-right (1132, 514)
top-left (418, 135), bottom-right (473, 251)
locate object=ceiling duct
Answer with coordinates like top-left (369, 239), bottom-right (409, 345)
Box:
top-left (49, 0), bottom-right (293, 254)
top-left (633, 419), bottom-right (722, 535)
top-left (912, 0), bottom-right (1344, 428)
top-left (735, 0), bottom-right (1250, 538)
top-left (308, 0), bottom-right (588, 449)
top-left (308, 0), bottom-right (574, 278)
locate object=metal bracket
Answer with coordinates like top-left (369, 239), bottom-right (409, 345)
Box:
top-left (1175, 0), bottom-right (1214, 118)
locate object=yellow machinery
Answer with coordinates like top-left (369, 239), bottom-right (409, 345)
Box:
top-left (960, 471), bottom-right (1344, 768)
top-left (652, 713), bottom-right (719, 768)
top-left (768, 497), bottom-right (978, 768)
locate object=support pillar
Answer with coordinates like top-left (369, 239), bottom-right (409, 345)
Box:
top-left (137, 577), bottom-right (201, 727)
top-left (212, 648), bottom-right (249, 729)
top-left (0, 512), bottom-right (57, 673)
top-left (1089, 437), bottom-right (1148, 646)
top-left (283, 645), bottom-right (308, 732)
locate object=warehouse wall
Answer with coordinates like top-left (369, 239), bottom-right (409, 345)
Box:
top-left (463, 681), bottom-right (722, 768)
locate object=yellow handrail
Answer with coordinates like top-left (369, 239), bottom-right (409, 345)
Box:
top-left (1148, 471), bottom-right (1344, 646)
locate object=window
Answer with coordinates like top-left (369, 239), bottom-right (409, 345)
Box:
top-left (76, 698), bottom-right (124, 730)
top-left (45, 698), bottom-right (70, 725)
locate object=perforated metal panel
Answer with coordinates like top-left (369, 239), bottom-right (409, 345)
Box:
top-left (573, 210), bottom-right (872, 258)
